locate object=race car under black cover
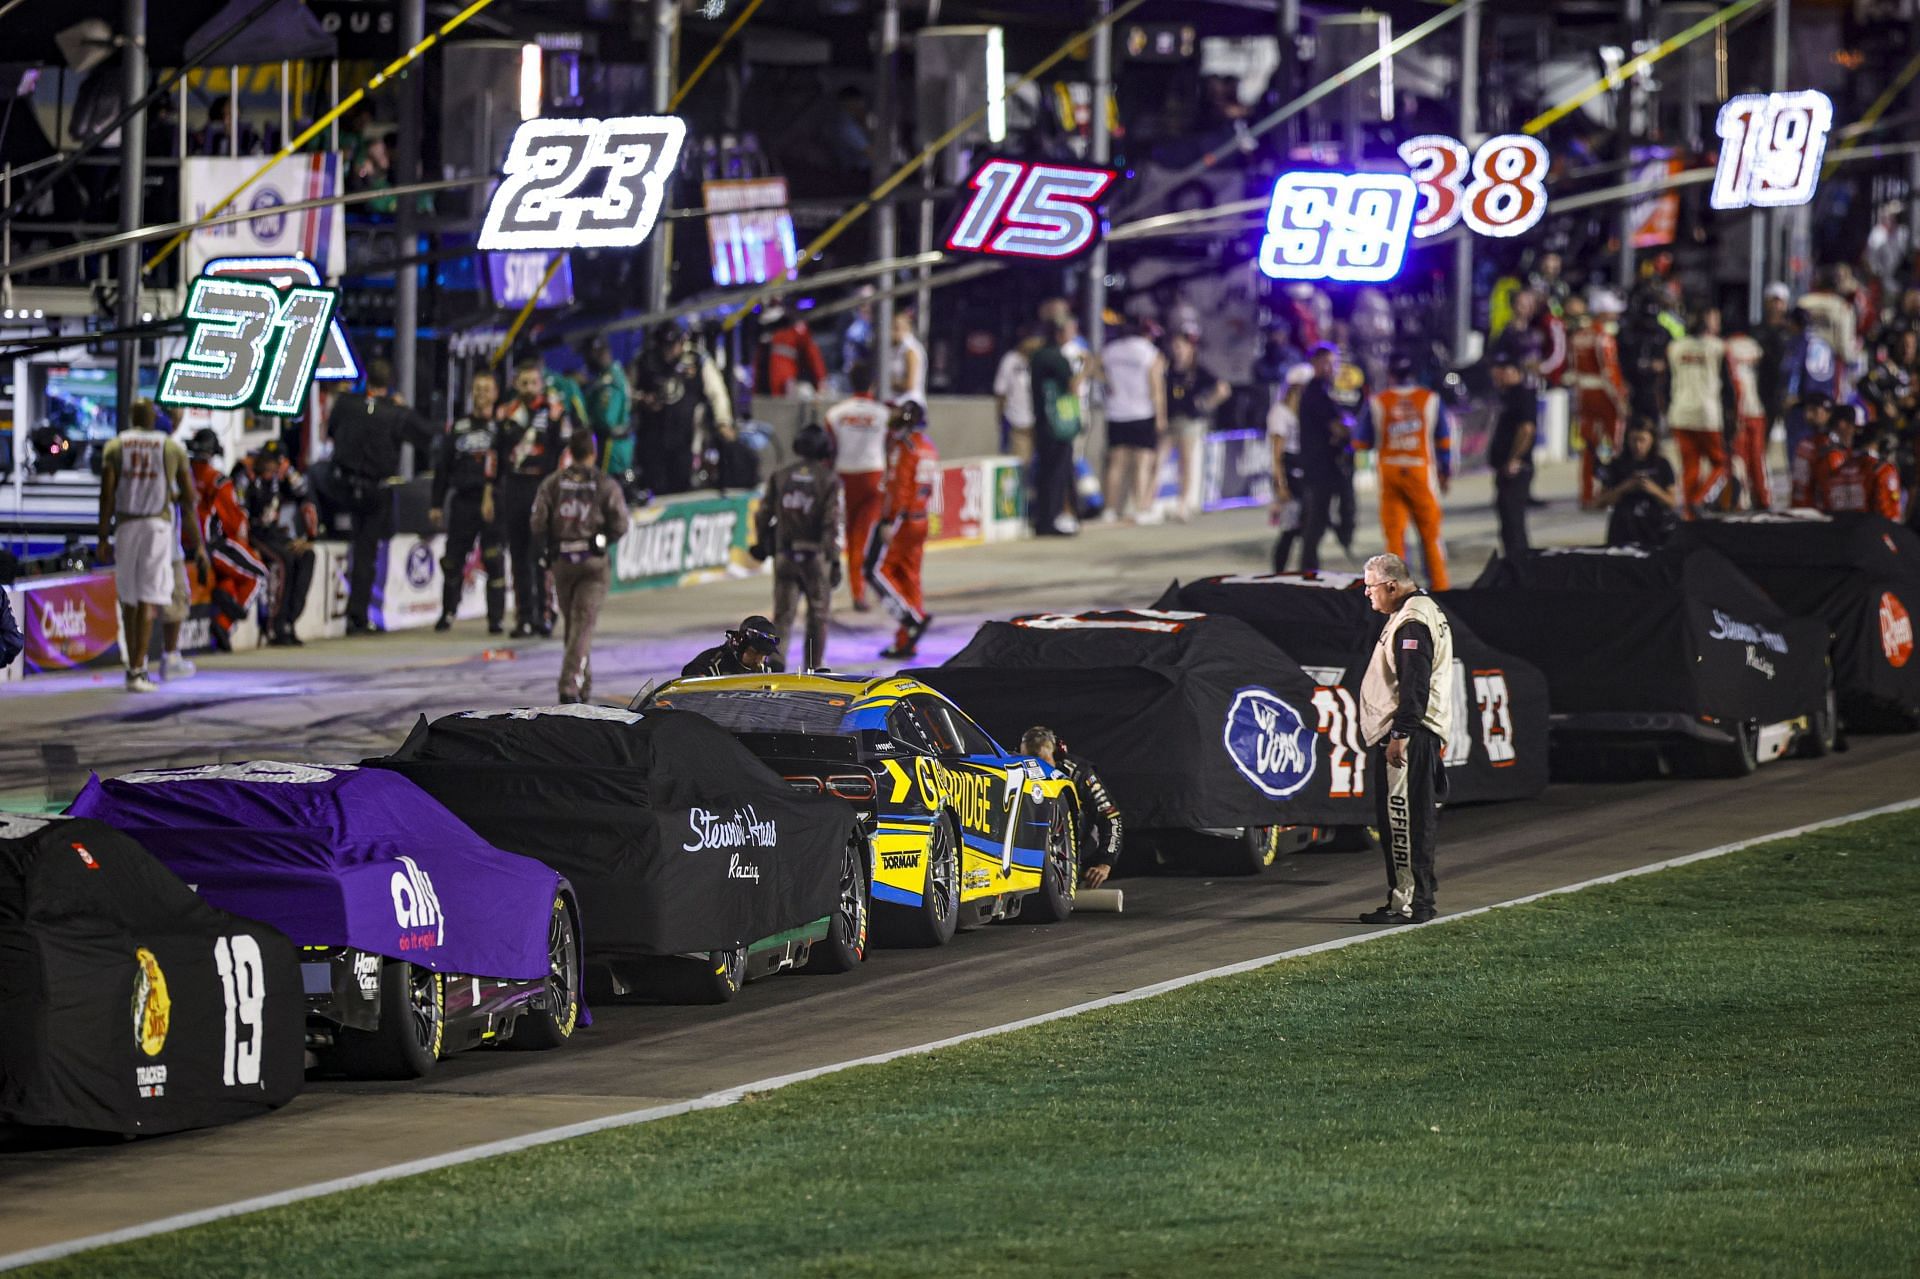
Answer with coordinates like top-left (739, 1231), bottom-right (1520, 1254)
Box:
top-left (68, 763), bottom-right (580, 1079)
top-left (1156, 571), bottom-right (1550, 804)
top-left (1443, 545), bottom-right (1834, 775)
top-left (1674, 512), bottom-right (1920, 731)
top-left (0, 812), bottom-right (304, 1135)
top-left (912, 608), bottom-right (1373, 872)
top-left (372, 704), bottom-right (857, 1002)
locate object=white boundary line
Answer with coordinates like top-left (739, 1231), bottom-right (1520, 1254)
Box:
top-left (6, 797), bottom-right (1916, 1273)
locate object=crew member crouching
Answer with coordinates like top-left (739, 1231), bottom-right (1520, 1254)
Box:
top-left (1020, 726), bottom-right (1124, 888)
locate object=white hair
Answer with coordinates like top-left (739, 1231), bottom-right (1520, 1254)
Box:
top-left (1364, 553), bottom-right (1413, 586)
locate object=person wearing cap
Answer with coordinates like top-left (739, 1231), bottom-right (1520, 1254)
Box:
top-left (1362, 356), bottom-right (1452, 590)
top-left (580, 335), bottom-right (633, 481)
top-left (1788, 394), bottom-right (1840, 508)
top-left (1019, 727), bottom-right (1123, 889)
top-left (244, 440), bottom-right (320, 646)
top-left (683, 615), bottom-right (787, 678)
top-left (1294, 342), bottom-right (1348, 571)
top-left (1357, 552), bottom-right (1454, 926)
top-left (752, 423), bottom-right (843, 670)
top-left (1566, 293), bottom-right (1628, 508)
top-left (496, 354), bottom-right (573, 638)
top-left (185, 429), bottom-right (267, 653)
top-left (633, 321), bottom-right (732, 495)
top-left (1783, 305), bottom-right (1839, 465)
top-left (532, 430), bottom-right (629, 704)
top-left (1816, 405), bottom-right (1902, 520)
top-left (1487, 352), bottom-right (1537, 562)
top-left (1593, 417), bottom-right (1680, 547)
top-left (757, 305), bottom-right (828, 398)
top-left (430, 370), bottom-right (506, 636)
top-left (1267, 362), bottom-right (1311, 571)
top-left (324, 357), bottom-right (437, 636)
top-left (871, 399), bottom-right (939, 659)
top-left (1755, 283), bottom-right (1795, 443)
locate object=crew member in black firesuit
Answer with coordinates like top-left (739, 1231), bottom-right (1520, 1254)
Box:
top-left (530, 429), bottom-right (629, 704)
top-left (1358, 552), bottom-right (1454, 926)
top-left (325, 358), bottom-right (435, 634)
top-left (751, 422), bottom-right (843, 671)
top-left (1294, 343), bottom-right (1348, 571)
top-left (1019, 726), bottom-right (1124, 888)
top-left (430, 370), bottom-right (506, 634)
top-left (496, 354), bottom-right (571, 637)
top-left (633, 320), bottom-right (733, 496)
top-left (683, 615), bottom-right (786, 677)
top-left (243, 441), bottom-right (319, 646)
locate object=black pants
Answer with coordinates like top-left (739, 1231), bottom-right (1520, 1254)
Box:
top-left (256, 537), bottom-right (315, 631)
top-left (1494, 464), bottom-right (1533, 562)
top-left (644, 427), bottom-right (696, 495)
top-left (1332, 459), bottom-right (1357, 547)
top-left (500, 476), bottom-right (549, 628)
top-left (1368, 728), bottom-right (1447, 915)
top-left (1271, 456), bottom-right (1305, 571)
top-left (1296, 476), bottom-right (1336, 570)
top-left (442, 493), bottom-right (505, 624)
top-left (1031, 432), bottom-right (1074, 533)
top-left (342, 478), bottom-right (390, 628)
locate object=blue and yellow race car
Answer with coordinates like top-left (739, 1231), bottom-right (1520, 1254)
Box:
top-left (645, 674), bottom-right (1079, 947)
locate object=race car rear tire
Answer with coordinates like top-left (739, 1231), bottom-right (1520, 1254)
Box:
top-left (509, 892), bottom-right (583, 1051)
top-left (876, 815), bottom-right (960, 948)
top-left (326, 960), bottom-right (444, 1079)
top-left (1021, 803), bottom-right (1079, 923)
top-left (1798, 684), bottom-right (1839, 759)
top-left (1692, 720), bottom-right (1759, 778)
top-left (1231, 825), bottom-right (1284, 876)
top-left (805, 833), bottom-right (871, 973)
top-left (1323, 825), bottom-right (1379, 853)
top-left (678, 946), bottom-right (748, 1004)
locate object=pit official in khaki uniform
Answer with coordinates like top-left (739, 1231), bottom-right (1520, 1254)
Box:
top-left (530, 430), bottom-right (629, 704)
top-left (1358, 552), bottom-right (1454, 925)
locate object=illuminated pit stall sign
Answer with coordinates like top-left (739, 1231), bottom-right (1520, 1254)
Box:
top-left (1257, 171), bottom-right (1418, 284)
top-left (1397, 133), bottom-right (1552, 240)
top-left (943, 158), bottom-right (1119, 261)
top-left (158, 263), bottom-right (353, 418)
top-left (476, 115), bottom-right (689, 251)
top-left (1709, 90), bottom-right (1834, 211)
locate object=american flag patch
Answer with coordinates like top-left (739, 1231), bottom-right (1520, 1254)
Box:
top-left (1401, 638), bottom-right (1420, 649)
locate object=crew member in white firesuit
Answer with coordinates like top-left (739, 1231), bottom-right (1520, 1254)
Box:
top-left (1020, 726), bottom-right (1124, 888)
top-left (752, 423), bottom-right (844, 671)
top-left (1358, 552), bottom-right (1454, 926)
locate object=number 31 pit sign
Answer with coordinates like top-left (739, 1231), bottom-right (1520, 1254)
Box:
top-left (158, 256), bottom-right (359, 418)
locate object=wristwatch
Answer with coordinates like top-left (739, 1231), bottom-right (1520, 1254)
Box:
top-left (1389, 730), bottom-right (1410, 741)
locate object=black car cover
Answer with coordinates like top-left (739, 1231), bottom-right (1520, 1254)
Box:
top-left (0, 814), bottom-right (303, 1136)
top-left (912, 610), bottom-right (1371, 830)
top-left (1444, 546), bottom-right (1830, 724)
top-left (371, 705), bottom-right (851, 959)
top-left (1155, 572), bottom-right (1550, 803)
top-left (1673, 513), bottom-right (1920, 726)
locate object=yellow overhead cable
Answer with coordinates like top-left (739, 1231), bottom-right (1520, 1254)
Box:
top-left (490, 255), bottom-right (567, 368)
top-left (1823, 48), bottom-right (1920, 178)
top-left (144, 0), bottom-right (504, 276)
top-left (672, 0), bottom-right (766, 111)
top-left (721, 0), bottom-right (1158, 331)
top-left (1523, 0), bottom-right (1772, 135)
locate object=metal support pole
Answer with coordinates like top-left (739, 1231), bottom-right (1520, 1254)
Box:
top-left (1617, 0), bottom-right (1644, 292)
top-left (1748, 0), bottom-right (1789, 323)
top-left (1452, 0), bottom-right (1480, 361)
top-left (280, 60), bottom-right (290, 149)
top-left (1768, 0), bottom-right (1791, 300)
top-left (1087, 0), bottom-right (1113, 356)
top-left (228, 66), bottom-right (239, 157)
top-left (872, 0), bottom-right (899, 400)
top-left (394, 0), bottom-right (424, 409)
top-left (1277, 0), bottom-right (1301, 155)
top-left (116, 0), bottom-right (148, 431)
top-left (329, 61), bottom-right (339, 152)
top-left (646, 0), bottom-right (676, 315)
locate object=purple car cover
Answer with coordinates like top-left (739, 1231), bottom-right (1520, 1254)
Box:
top-left (69, 762), bottom-right (559, 982)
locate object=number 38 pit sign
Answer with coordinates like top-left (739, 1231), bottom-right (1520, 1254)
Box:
top-left (158, 256), bottom-right (359, 418)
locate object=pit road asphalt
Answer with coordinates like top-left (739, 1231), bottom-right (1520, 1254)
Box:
top-left (6, 463), bottom-right (1915, 1256)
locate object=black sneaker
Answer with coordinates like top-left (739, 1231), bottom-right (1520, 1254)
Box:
top-left (433, 614), bottom-right (453, 632)
top-left (488, 620), bottom-right (506, 636)
top-left (908, 614), bottom-right (933, 644)
top-left (1410, 907), bottom-right (1437, 924)
top-left (1358, 906), bottom-right (1413, 925)
top-left (209, 626), bottom-right (233, 654)
top-left (534, 621), bottom-right (554, 638)
top-left (511, 620), bottom-right (536, 639)
top-left (879, 643), bottom-right (917, 660)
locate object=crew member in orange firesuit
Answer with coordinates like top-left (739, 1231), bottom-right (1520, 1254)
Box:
top-left (1566, 295), bottom-right (1627, 507)
top-left (1361, 356), bottom-right (1452, 589)
top-left (870, 400), bottom-right (938, 660)
top-left (184, 429), bottom-right (266, 652)
top-left (1788, 393), bottom-right (1839, 507)
top-left (757, 305), bottom-right (829, 397)
top-left (824, 361), bottom-right (890, 612)
top-left (1818, 405), bottom-right (1903, 519)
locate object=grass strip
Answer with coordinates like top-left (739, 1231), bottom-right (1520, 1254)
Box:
top-left (29, 813), bottom-right (1920, 1278)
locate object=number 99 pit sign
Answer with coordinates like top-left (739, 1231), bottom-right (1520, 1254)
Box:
top-left (477, 115), bottom-right (688, 251)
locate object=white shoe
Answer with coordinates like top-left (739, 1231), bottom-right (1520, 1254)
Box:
top-left (1056, 514), bottom-right (1081, 534)
top-left (160, 653), bottom-right (197, 681)
top-left (125, 671), bottom-right (159, 693)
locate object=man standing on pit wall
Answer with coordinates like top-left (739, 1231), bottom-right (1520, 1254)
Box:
top-left (871, 400), bottom-right (938, 660)
top-left (1487, 354), bottom-right (1537, 562)
top-left (98, 400), bottom-right (208, 691)
top-left (496, 355), bottom-right (572, 638)
top-left (1357, 552), bottom-right (1453, 926)
top-left (1566, 295), bottom-right (1627, 508)
top-left (1666, 309), bottom-right (1731, 514)
top-left (1362, 356), bottom-right (1452, 590)
top-left (752, 423), bottom-right (843, 671)
top-left (529, 430), bottom-right (628, 704)
top-left (431, 371), bottom-right (506, 635)
top-left (1294, 343), bottom-right (1347, 571)
top-left (824, 361), bottom-right (890, 612)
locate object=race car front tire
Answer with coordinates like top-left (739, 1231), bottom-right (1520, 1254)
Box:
top-left (805, 832), bottom-right (871, 973)
top-left (1021, 803), bottom-right (1078, 924)
top-left (1797, 682), bottom-right (1839, 759)
top-left (326, 960), bottom-right (444, 1079)
top-left (875, 815), bottom-right (960, 948)
top-left (510, 892), bottom-right (583, 1050)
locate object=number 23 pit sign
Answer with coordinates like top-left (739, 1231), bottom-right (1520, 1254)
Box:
top-left (477, 115), bottom-right (688, 251)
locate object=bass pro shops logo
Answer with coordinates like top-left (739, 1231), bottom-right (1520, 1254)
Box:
top-left (406, 541), bottom-right (437, 589)
top-left (1881, 593), bottom-right (1913, 668)
top-left (390, 855), bottom-right (446, 952)
top-left (1223, 687), bottom-right (1317, 798)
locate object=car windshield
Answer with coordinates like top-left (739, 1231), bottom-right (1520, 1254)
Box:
top-left (652, 688), bottom-right (854, 735)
